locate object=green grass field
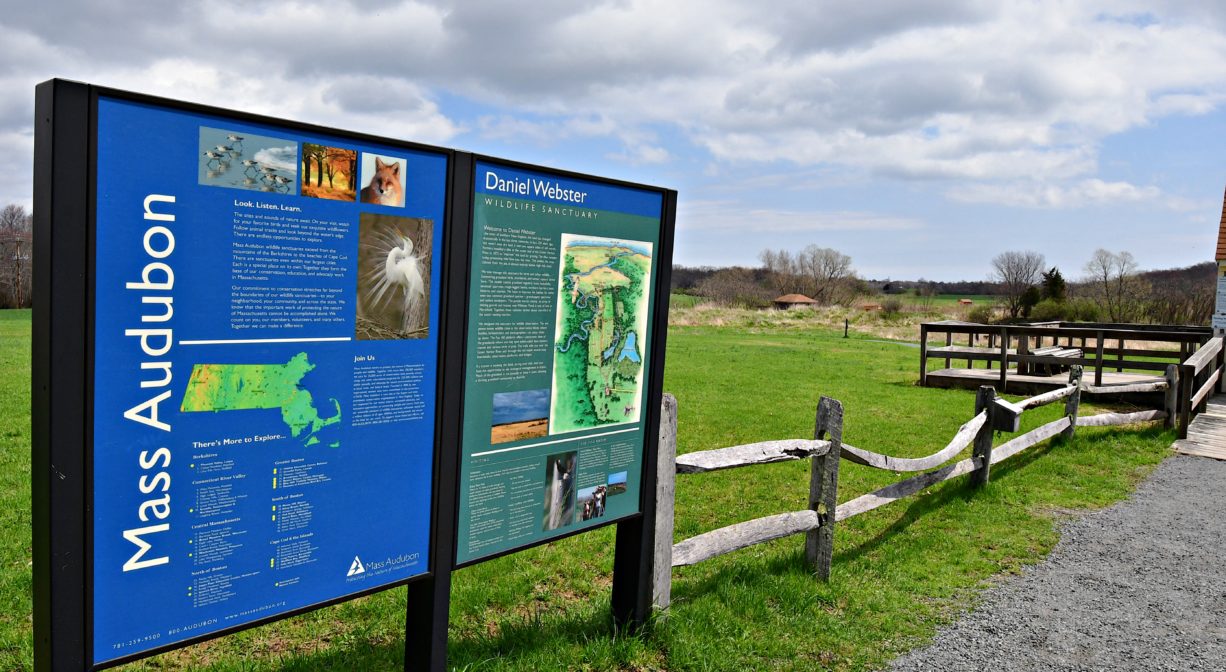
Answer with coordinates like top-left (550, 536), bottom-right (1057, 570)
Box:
top-left (670, 293), bottom-right (704, 308)
top-left (0, 310), bottom-right (1171, 670)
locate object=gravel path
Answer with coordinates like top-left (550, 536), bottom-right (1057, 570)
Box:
top-left (888, 455), bottom-right (1226, 672)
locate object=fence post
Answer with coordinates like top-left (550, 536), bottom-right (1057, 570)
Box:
top-left (1062, 366), bottom-right (1083, 440)
top-left (1179, 363), bottom-right (1193, 439)
top-left (919, 324), bottom-right (929, 386)
top-left (651, 394), bottom-right (678, 611)
top-left (806, 397), bottom-right (843, 581)
top-left (971, 386), bottom-right (995, 488)
top-left (1094, 331), bottom-right (1105, 387)
top-left (1164, 364), bottom-right (1178, 430)
top-left (1217, 343), bottom-right (1225, 395)
top-left (998, 327), bottom-right (1008, 392)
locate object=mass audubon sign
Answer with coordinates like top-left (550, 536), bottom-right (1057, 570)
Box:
top-left (32, 79), bottom-right (676, 672)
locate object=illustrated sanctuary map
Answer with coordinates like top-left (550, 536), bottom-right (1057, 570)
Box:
top-left (550, 234), bottom-right (653, 433)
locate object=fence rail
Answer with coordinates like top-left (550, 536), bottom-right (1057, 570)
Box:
top-left (651, 364), bottom-right (1173, 610)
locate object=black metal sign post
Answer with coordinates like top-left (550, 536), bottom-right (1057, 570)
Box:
top-left (403, 152), bottom-right (471, 672)
top-left (32, 76), bottom-right (93, 672)
top-left (611, 190), bottom-right (676, 630)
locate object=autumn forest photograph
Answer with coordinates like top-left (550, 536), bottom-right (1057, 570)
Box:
top-left (301, 143), bottom-right (357, 200)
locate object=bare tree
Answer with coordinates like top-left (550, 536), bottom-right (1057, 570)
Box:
top-left (0, 204), bottom-right (27, 232)
top-left (760, 245), bottom-right (857, 305)
top-left (1083, 249), bottom-right (1148, 322)
top-left (990, 250), bottom-right (1045, 318)
top-left (695, 266), bottom-right (773, 308)
top-left (0, 204), bottom-right (33, 308)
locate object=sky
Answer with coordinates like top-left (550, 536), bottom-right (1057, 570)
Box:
top-left (3, 0), bottom-right (1226, 281)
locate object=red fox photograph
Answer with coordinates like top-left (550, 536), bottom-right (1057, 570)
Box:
top-left (359, 153), bottom-right (406, 207)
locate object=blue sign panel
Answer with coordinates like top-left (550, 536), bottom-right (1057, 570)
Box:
top-left (91, 97), bottom-right (442, 664)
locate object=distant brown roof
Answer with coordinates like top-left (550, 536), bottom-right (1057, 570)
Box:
top-left (1217, 184), bottom-right (1226, 260)
top-left (773, 293), bottom-right (817, 304)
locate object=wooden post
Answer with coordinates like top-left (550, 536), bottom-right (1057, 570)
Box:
top-left (806, 397), bottom-right (843, 581)
top-left (1180, 363), bottom-right (1193, 439)
top-left (944, 331), bottom-right (952, 368)
top-left (1094, 331), bottom-right (1105, 387)
top-left (998, 327), bottom-right (1009, 392)
top-left (1164, 364), bottom-right (1178, 430)
top-left (651, 394), bottom-right (677, 611)
top-left (967, 332), bottom-right (973, 369)
top-left (1062, 366), bottom-right (1083, 440)
top-left (987, 332), bottom-right (994, 370)
top-left (1116, 338), bottom-right (1124, 373)
top-left (919, 324), bottom-right (928, 386)
top-left (1211, 343), bottom-right (1221, 397)
top-left (1019, 334), bottom-right (1030, 376)
top-left (971, 386), bottom-right (995, 488)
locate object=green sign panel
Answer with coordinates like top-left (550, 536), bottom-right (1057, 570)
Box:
top-left (456, 162), bottom-right (665, 564)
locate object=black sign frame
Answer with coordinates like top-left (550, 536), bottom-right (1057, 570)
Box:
top-left (32, 79), bottom-right (465, 671)
top-left (32, 79), bottom-right (676, 672)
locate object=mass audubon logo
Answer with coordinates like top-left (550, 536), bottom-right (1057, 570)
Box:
top-left (345, 551), bottom-right (420, 580)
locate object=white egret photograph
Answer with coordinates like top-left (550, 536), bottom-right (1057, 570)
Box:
top-left (355, 213), bottom-right (432, 340)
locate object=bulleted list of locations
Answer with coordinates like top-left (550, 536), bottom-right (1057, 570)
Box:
top-left (456, 163), bottom-right (665, 564)
top-left (90, 97), bottom-right (445, 664)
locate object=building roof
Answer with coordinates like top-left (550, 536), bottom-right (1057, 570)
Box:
top-left (773, 293), bottom-right (817, 304)
top-left (1217, 184), bottom-right (1226, 260)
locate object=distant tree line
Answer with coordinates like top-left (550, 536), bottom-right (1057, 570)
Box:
top-left (672, 240), bottom-right (1215, 327)
top-left (988, 247), bottom-right (1214, 326)
top-left (672, 245), bottom-right (866, 308)
top-left (0, 204), bottom-right (32, 309)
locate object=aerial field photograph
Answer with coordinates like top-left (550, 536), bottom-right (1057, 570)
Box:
top-left (6, 2), bottom-right (1226, 671)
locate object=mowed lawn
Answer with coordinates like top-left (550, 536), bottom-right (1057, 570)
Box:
top-left (0, 311), bottom-right (1170, 671)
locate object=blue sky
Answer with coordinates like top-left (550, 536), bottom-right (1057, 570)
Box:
top-left (2, 1), bottom-right (1225, 280)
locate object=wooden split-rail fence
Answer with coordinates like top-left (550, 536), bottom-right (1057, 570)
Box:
top-left (650, 365), bottom-right (1172, 609)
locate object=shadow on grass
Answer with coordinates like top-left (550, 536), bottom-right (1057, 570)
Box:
top-left (272, 426), bottom-right (1172, 671)
top-left (265, 606), bottom-right (630, 672)
top-left (670, 430), bottom-right (1094, 604)
top-left (446, 605), bottom-right (637, 671)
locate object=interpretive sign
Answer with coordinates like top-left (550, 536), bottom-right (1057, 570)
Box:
top-left (35, 80), bottom-right (675, 672)
top-left (455, 161), bottom-right (668, 564)
top-left (34, 81), bottom-right (448, 669)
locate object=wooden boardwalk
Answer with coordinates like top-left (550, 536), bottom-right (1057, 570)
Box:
top-left (925, 367), bottom-right (1162, 396)
top-left (1174, 395), bottom-right (1226, 461)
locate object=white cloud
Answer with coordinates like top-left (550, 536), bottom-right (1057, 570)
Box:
top-left (680, 200), bottom-right (924, 233)
top-left (2, 0), bottom-right (1225, 273)
top-left (947, 179), bottom-right (1163, 208)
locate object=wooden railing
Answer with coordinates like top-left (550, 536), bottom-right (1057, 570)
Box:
top-left (917, 321), bottom-right (1225, 438)
top-left (919, 321), bottom-right (1209, 390)
top-left (1179, 336), bottom-right (1225, 438)
top-left (650, 365), bottom-right (1172, 609)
